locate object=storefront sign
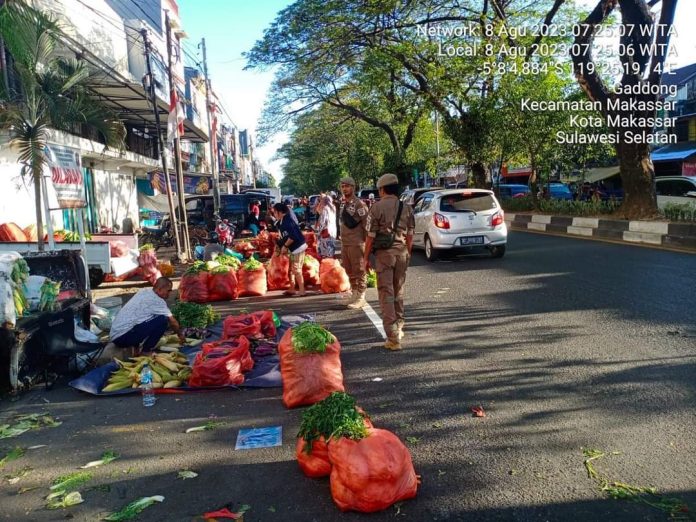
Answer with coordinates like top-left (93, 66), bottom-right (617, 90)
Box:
top-left (45, 144), bottom-right (85, 209)
top-left (682, 162), bottom-right (696, 177)
top-left (148, 171), bottom-right (211, 195)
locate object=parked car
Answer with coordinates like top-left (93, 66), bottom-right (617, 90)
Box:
top-left (547, 183), bottom-right (574, 200)
top-left (412, 189), bottom-right (507, 261)
top-left (400, 187), bottom-right (443, 207)
top-left (497, 184), bottom-right (531, 199)
top-left (358, 188), bottom-right (380, 203)
top-left (655, 176), bottom-right (696, 209)
top-left (183, 193), bottom-right (271, 230)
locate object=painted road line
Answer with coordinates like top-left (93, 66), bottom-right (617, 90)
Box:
top-left (363, 301), bottom-right (387, 339)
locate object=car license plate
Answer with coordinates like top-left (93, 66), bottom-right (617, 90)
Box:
top-left (460, 236), bottom-right (484, 245)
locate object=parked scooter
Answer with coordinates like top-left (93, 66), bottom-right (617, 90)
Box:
top-left (214, 214), bottom-right (235, 248)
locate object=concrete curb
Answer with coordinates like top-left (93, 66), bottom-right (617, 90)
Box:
top-left (505, 213), bottom-right (696, 253)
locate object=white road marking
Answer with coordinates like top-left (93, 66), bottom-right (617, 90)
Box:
top-left (363, 302), bottom-right (387, 339)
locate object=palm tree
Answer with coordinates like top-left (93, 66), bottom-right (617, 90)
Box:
top-left (0, 1), bottom-right (125, 249)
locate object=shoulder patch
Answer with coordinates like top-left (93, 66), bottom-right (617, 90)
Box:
top-left (357, 207), bottom-right (367, 217)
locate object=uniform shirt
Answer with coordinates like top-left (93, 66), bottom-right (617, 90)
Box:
top-left (339, 195), bottom-right (368, 246)
top-left (366, 195), bottom-right (415, 250)
top-left (110, 288), bottom-right (172, 341)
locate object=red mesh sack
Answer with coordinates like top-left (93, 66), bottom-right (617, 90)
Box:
top-left (223, 313), bottom-right (262, 339)
top-left (237, 266), bottom-right (267, 297)
top-left (302, 230), bottom-right (316, 248)
top-left (302, 255), bottom-right (320, 286)
top-left (278, 328), bottom-right (345, 408)
top-left (110, 241), bottom-right (130, 257)
top-left (23, 224), bottom-right (38, 241)
top-left (320, 265), bottom-right (350, 294)
top-left (235, 240), bottom-right (257, 258)
top-left (319, 258), bottom-right (338, 278)
top-left (179, 271), bottom-right (210, 303)
top-left (207, 268), bottom-right (239, 301)
top-left (296, 436), bottom-right (331, 478)
top-left (0, 223), bottom-right (28, 242)
top-left (138, 248), bottom-right (158, 268)
top-left (251, 310), bottom-right (277, 338)
top-left (266, 254), bottom-right (290, 290)
top-left (328, 428), bottom-right (418, 513)
top-left (189, 336), bottom-right (253, 387)
top-left (141, 265), bottom-right (162, 286)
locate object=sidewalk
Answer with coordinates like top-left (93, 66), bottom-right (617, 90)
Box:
top-left (505, 212), bottom-right (696, 253)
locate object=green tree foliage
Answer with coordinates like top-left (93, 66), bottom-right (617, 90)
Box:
top-left (0, 1), bottom-right (125, 249)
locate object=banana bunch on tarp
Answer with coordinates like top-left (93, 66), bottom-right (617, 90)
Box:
top-left (103, 351), bottom-right (192, 392)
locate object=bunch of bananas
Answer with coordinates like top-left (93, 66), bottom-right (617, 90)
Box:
top-left (102, 350), bottom-right (192, 392)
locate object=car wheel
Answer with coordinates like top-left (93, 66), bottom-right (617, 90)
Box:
top-left (424, 236), bottom-right (439, 262)
top-left (489, 245), bottom-right (506, 258)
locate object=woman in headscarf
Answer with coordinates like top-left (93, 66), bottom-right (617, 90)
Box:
top-left (316, 194), bottom-right (337, 258)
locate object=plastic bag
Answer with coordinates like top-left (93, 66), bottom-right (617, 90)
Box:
top-left (320, 260), bottom-right (350, 294)
top-left (179, 271), bottom-right (210, 303)
top-left (237, 266), bottom-right (267, 297)
top-left (266, 254), bottom-right (290, 290)
top-left (302, 255), bottom-right (320, 286)
top-left (207, 269), bottom-right (238, 301)
top-left (278, 328), bottom-right (345, 408)
top-left (189, 336), bottom-right (253, 387)
top-left (222, 313), bottom-right (262, 339)
top-left (328, 428), bottom-right (418, 513)
top-left (251, 310), bottom-right (277, 338)
top-left (296, 436), bottom-right (331, 478)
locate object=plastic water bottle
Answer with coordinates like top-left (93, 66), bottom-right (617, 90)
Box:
top-left (140, 364), bottom-right (156, 407)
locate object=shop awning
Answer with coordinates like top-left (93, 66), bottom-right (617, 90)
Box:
top-left (651, 142), bottom-right (696, 162)
top-left (138, 193), bottom-right (177, 213)
top-left (583, 167), bottom-right (621, 183)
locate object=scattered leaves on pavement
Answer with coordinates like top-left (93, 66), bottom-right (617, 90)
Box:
top-left (405, 436), bottom-right (420, 445)
top-left (6, 466), bottom-right (32, 484)
top-left (103, 495), bottom-right (165, 520)
top-left (0, 413), bottom-right (61, 439)
top-left (0, 447), bottom-right (24, 467)
top-left (185, 421), bottom-right (223, 433)
top-left (47, 491), bottom-right (84, 509)
top-left (582, 449), bottom-right (690, 518)
top-left (81, 450), bottom-right (119, 469)
top-left (177, 470), bottom-right (198, 480)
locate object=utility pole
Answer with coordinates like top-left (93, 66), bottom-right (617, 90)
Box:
top-left (165, 11), bottom-right (190, 261)
top-left (141, 27), bottom-right (182, 259)
top-left (200, 38), bottom-right (220, 214)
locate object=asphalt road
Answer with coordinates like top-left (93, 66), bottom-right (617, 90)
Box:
top-left (1, 231), bottom-right (695, 521)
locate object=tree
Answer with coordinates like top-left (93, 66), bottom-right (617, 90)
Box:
top-left (0, 1), bottom-right (125, 249)
top-left (571, 0), bottom-right (678, 218)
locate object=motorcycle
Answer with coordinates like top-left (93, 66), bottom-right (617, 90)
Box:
top-left (214, 214), bottom-right (235, 248)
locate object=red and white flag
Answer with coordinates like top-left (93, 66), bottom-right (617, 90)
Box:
top-left (167, 89), bottom-right (185, 143)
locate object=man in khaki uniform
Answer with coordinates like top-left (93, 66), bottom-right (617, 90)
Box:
top-left (339, 176), bottom-right (368, 309)
top-left (363, 173), bottom-right (415, 351)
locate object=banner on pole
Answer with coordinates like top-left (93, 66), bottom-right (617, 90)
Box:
top-left (148, 171), bottom-right (211, 195)
top-left (44, 144), bottom-right (86, 209)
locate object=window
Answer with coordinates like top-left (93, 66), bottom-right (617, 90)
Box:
top-left (439, 193), bottom-right (497, 212)
top-left (185, 199), bottom-right (199, 211)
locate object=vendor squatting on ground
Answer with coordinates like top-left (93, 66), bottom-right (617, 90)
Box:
top-left (107, 277), bottom-right (184, 354)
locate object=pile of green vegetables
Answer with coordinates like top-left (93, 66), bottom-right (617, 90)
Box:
top-left (242, 257), bottom-right (263, 271)
top-left (298, 392), bottom-right (369, 451)
top-left (184, 261), bottom-right (208, 275)
top-left (291, 322), bottom-right (335, 354)
top-left (171, 301), bottom-right (219, 328)
top-left (10, 258), bottom-right (29, 317)
top-left (216, 254), bottom-right (241, 269)
top-left (139, 243), bottom-right (155, 252)
top-left (39, 279), bottom-right (61, 312)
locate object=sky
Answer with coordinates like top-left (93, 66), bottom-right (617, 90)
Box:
top-left (178, 0), bottom-right (696, 184)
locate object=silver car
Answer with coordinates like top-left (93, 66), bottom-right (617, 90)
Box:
top-left (412, 189), bottom-right (507, 261)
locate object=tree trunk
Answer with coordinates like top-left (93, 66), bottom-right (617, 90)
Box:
top-left (33, 167), bottom-right (45, 251)
top-left (616, 141), bottom-right (658, 219)
top-left (470, 162), bottom-right (487, 188)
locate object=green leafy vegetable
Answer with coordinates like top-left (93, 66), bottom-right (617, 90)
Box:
top-left (0, 447), bottom-right (24, 467)
top-left (139, 243), bottom-right (155, 252)
top-left (366, 269), bottom-right (377, 288)
top-left (171, 302), bottom-right (219, 328)
top-left (39, 279), bottom-right (61, 312)
top-left (0, 413), bottom-right (62, 439)
top-left (583, 449), bottom-right (689, 517)
top-left (211, 265), bottom-right (232, 274)
top-left (216, 254), bottom-right (241, 269)
top-left (298, 392), bottom-right (369, 452)
top-left (103, 495), bottom-right (164, 520)
top-left (49, 471), bottom-right (92, 495)
top-left (177, 470), bottom-right (198, 479)
top-left (184, 260), bottom-right (208, 275)
top-left (242, 257), bottom-right (263, 271)
top-left (291, 322), bottom-right (335, 354)
top-left (185, 421), bottom-right (222, 433)
top-left (47, 491), bottom-right (84, 509)
top-left (80, 450), bottom-right (119, 469)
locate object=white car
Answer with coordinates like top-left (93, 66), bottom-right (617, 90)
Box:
top-left (655, 176), bottom-right (696, 209)
top-left (412, 189), bottom-right (507, 261)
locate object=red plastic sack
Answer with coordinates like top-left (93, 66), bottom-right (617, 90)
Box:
top-left (278, 328), bottom-right (345, 408)
top-left (0, 223), bottom-right (28, 242)
top-left (179, 271), bottom-right (210, 303)
top-left (189, 336), bottom-right (253, 387)
top-left (296, 436), bottom-right (331, 478)
top-left (328, 428), bottom-right (418, 512)
top-left (302, 255), bottom-right (320, 286)
top-left (141, 265), bottom-right (162, 286)
top-left (110, 241), bottom-right (130, 257)
top-left (138, 248), bottom-right (158, 267)
top-left (235, 240), bottom-right (257, 258)
top-left (237, 266), bottom-right (267, 297)
top-left (266, 254), bottom-right (290, 290)
top-left (223, 313), bottom-right (262, 339)
top-left (207, 269), bottom-right (239, 301)
top-left (23, 224), bottom-right (38, 242)
top-left (251, 310), bottom-right (277, 338)
top-left (320, 260), bottom-right (350, 294)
